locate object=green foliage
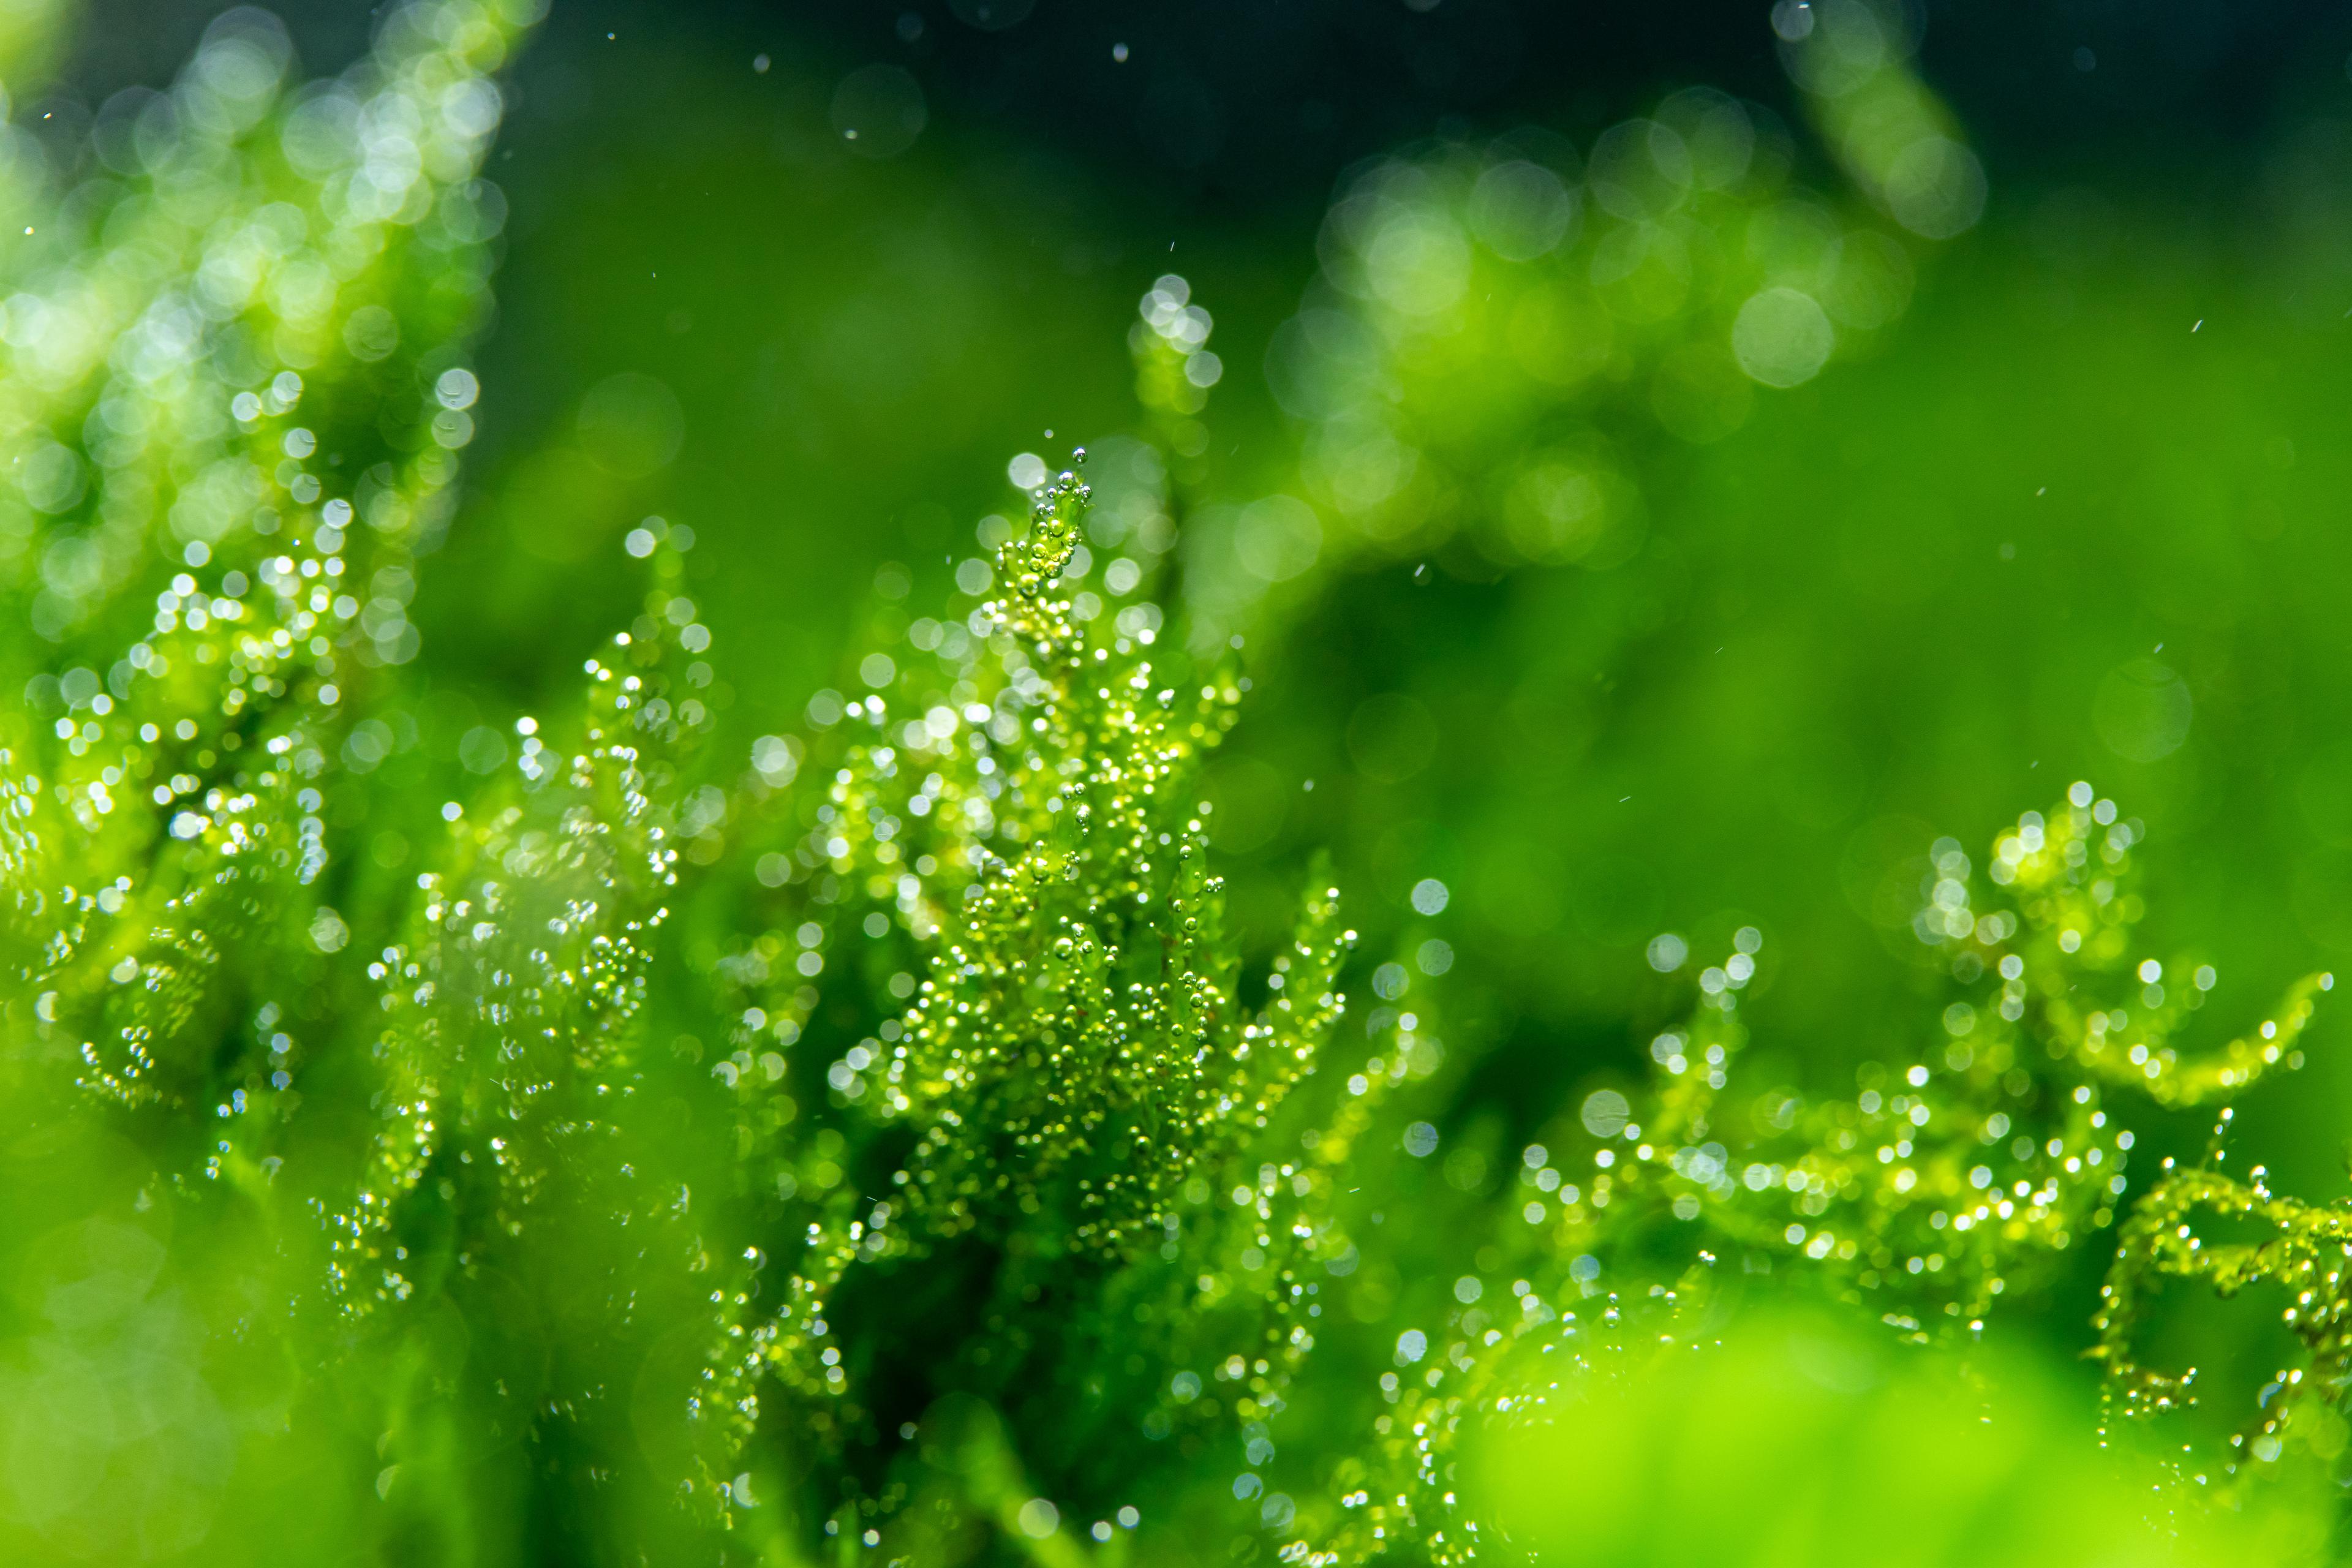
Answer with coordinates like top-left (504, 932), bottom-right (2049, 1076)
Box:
top-left (704, 413), bottom-right (1366, 1542)
top-left (2, 4), bottom-right (2350, 1566)
top-left (1294, 787), bottom-right (2328, 1565)
top-left (1480, 1310), bottom-right (2321, 1567)
top-left (2098, 1163), bottom-right (2352, 1492)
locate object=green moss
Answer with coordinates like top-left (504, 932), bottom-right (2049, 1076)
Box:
top-left (0, 4), bottom-right (2343, 1564)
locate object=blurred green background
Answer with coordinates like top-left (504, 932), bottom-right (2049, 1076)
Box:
top-left (28, 0), bottom-right (2352, 1556)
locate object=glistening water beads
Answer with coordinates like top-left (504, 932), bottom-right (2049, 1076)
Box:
top-left (0, 2), bottom-right (2343, 1561)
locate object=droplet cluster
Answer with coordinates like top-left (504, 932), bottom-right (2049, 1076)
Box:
top-left (1286, 786), bottom-right (2327, 1565)
top-left (680, 300), bottom-right (1373, 1537)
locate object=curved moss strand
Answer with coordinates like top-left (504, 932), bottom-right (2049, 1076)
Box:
top-left (1289, 790), bottom-right (2331, 1565)
top-left (2096, 1164), bottom-right (2352, 1493)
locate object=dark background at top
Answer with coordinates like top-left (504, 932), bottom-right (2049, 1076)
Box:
top-left (59, 0), bottom-right (2352, 216)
